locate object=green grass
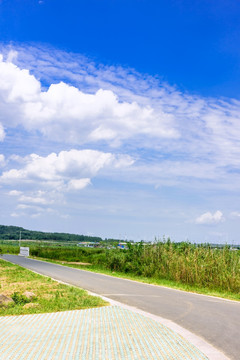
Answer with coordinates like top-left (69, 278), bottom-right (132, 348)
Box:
top-left (30, 256), bottom-right (240, 302)
top-left (0, 259), bottom-right (108, 316)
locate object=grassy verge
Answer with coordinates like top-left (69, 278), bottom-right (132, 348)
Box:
top-left (0, 259), bottom-right (108, 316)
top-left (30, 256), bottom-right (240, 302)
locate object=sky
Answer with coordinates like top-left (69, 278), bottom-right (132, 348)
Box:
top-left (0, 0), bottom-right (240, 243)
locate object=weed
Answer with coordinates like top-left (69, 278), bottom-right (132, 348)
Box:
top-left (12, 292), bottom-right (30, 305)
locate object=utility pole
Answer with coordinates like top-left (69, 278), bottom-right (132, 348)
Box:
top-left (19, 230), bottom-right (21, 249)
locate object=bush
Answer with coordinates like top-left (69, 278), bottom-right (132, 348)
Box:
top-left (12, 292), bottom-right (31, 305)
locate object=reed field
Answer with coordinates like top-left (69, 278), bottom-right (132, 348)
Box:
top-left (30, 241), bottom-right (240, 295)
top-left (1, 239), bottom-right (240, 298)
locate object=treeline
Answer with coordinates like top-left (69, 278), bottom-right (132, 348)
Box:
top-left (0, 225), bottom-right (102, 243)
top-left (30, 240), bottom-right (240, 294)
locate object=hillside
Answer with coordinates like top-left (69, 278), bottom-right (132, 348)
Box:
top-left (0, 225), bottom-right (102, 243)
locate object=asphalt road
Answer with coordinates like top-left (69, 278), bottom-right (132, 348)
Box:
top-left (1, 254), bottom-right (240, 360)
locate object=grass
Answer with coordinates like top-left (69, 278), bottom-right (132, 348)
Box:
top-left (30, 256), bottom-right (240, 302)
top-left (0, 259), bottom-right (108, 316)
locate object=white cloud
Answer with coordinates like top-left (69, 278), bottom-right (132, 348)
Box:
top-left (0, 55), bottom-right (178, 147)
top-left (195, 211), bottom-right (224, 225)
top-left (6, 50), bottom-right (18, 63)
top-left (16, 204), bottom-right (55, 216)
top-left (68, 178), bottom-right (91, 190)
top-left (11, 212), bottom-right (21, 218)
top-left (17, 204), bottom-right (40, 210)
top-left (0, 55), bottom-right (40, 103)
top-left (0, 149), bottom-right (133, 186)
top-left (230, 211), bottom-right (240, 218)
top-left (8, 190), bottom-right (22, 196)
top-left (8, 190), bottom-right (58, 219)
top-left (1, 149), bottom-right (134, 217)
top-left (0, 124), bottom-right (5, 141)
top-left (18, 194), bottom-right (51, 205)
top-left (0, 147), bottom-right (134, 221)
top-left (0, 153), bottom-right (5, 166)
top-left (31, 213), bottom-right (42, 218)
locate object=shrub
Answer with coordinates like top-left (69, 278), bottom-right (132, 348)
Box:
top-left (12, 292), bottom-right (31, 305)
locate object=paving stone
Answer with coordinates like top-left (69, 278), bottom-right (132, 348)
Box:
top-left (0, 306), bottom-right (208, 359)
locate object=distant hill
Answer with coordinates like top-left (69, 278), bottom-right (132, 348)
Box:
top-left (0, 225), bottom-right (102, 243)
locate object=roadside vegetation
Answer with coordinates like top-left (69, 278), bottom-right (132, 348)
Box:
top-left (1, 238), bottom-right (239, 301)
top-left (0, 259), bottom-right (107, 316)
top-left (31, 240), bottom-right (240, 299)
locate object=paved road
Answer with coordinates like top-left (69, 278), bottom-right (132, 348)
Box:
top-left (1, 255), bottom-right (240, 360)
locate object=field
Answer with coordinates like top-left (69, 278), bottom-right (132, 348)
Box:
top-left (1, 239), bottom-right (240, 301)
top-left (0, 258), bottom-right (107, 316)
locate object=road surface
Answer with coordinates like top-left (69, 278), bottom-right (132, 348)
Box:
top-left (1, 254), bottom-right (239, 360)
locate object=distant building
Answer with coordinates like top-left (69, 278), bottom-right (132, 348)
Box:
top-left (77, 242), bottom-right (100, 248)
top-left (117, 242), bottom-right (128, 249)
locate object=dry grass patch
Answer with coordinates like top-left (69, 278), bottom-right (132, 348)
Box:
top-left (60, 261), bottom-right (91, 265)
top-left (0, 259), bottom-right (108, 316)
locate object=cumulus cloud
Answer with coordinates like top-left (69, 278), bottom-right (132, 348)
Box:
top-left (0, 54), bottom-right (40, 103)
top-left (1, 148), bottom-right (133, 218)
top-left (195, 211), bottom-right (224, 225)
top-left (0, 149), bottom-right (133, 186)
top-left (0, 55), bottom-right (177, 147)
top-left (1, 148), bottom-right (134, 215)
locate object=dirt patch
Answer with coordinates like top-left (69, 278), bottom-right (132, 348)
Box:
top-left (0, 294), bottom-right (14, 307)
top-left (23, 303), bottom-right (39, 309)
top-left (61, 261), bottom-right (91, 265)
top-left (23, 291), bottom-right (36, 300)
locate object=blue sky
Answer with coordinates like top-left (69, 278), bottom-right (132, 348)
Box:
top-left (1, 0), bottom-right (240, 98)
top-left (0, 0), bottom-right (240, 243)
